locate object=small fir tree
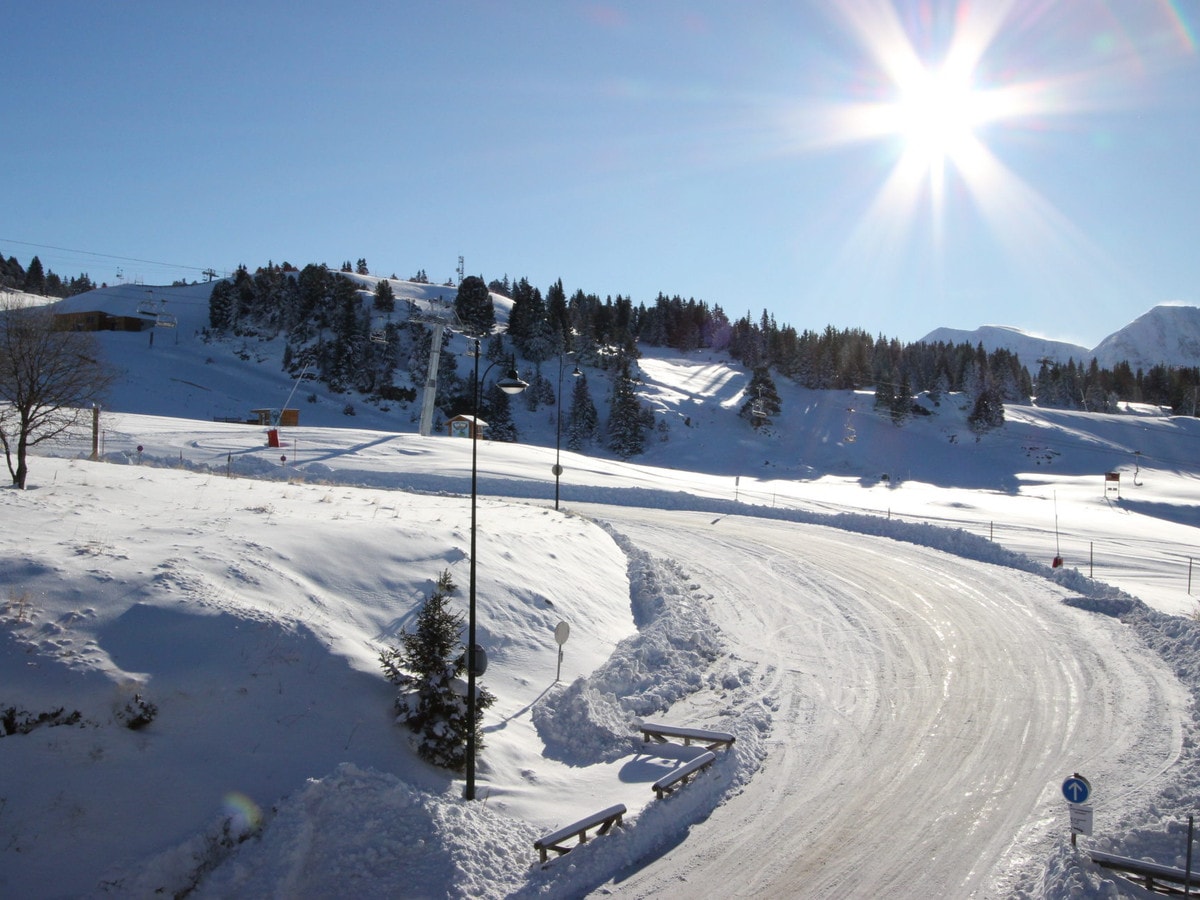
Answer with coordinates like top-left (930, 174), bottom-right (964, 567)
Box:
top-left (379, 571), bottom-right (495, 771)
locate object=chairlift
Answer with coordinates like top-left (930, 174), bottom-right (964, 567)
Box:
top-left (136, 293), bottom-right (160, 317)
top-left (155, 312), bottom-right (177, 328)
top-left (370, 329), bottom-right (388, 345)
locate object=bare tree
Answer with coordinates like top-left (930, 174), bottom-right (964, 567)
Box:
top-left (0, 297), bottom-right (117, 488)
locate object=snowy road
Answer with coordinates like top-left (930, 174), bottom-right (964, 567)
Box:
top-left (579, 506), bottom-right (1187, 898)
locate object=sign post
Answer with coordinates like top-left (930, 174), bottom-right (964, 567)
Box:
top-left (554, 621), bottom-right (570, 682)
top-left (1062, 774), bottom-right (1093, 846)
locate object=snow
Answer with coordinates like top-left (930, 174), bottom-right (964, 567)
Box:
top-left (4, 284), bottom-right (1200, 896)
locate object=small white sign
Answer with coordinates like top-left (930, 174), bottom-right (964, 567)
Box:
top-left (1069, 803), bottom-right (1094, 836)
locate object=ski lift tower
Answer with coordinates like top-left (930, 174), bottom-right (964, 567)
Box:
top-left (409, 298), bottom-right (462, 437)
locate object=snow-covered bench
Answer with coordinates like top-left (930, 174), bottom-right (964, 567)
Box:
top-left (641, 722), bottom-right (735, 751)
top-left (651, 750), bottom-right (717, 799)
top-left (1089, 849), bottom-right (1200, 893)
top-left (533, 803), bottom-right (626, 864)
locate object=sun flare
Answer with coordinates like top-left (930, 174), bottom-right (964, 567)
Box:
top-left (893, 67), bottom-right (983, 166)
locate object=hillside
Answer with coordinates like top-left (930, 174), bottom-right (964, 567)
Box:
top-left (32, 279), bottom-right (1199, 472)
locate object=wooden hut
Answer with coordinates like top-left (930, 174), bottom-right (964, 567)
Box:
top-left (445, 414), bottom-right (487, 439)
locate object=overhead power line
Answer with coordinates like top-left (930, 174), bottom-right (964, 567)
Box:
top-left (0, 237), bottom-right (221, 276)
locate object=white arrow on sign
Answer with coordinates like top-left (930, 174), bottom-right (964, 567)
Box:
top-left (1062, 774), bottom-right (1091, 804)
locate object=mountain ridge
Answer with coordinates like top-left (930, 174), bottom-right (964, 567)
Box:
top-left (920, 303), bottom-right (1200, 371)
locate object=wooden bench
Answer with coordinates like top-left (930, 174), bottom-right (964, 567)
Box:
top-left (533, 803), bottom-right (626, 864)
top-left (652, 750), bottom-right (717, 799)
top-left (641, 722), bottom-right (735, 751)
top-left (1089, 849), bottom-right (1200, 893)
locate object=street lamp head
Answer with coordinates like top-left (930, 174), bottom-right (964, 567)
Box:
top-left (496, 370), bottom-right (528, 395)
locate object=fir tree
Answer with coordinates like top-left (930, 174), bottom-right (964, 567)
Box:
top-left (968, 385), bottom-right (1006, 433)
top-left (374, 279), bottom-right (395, 312)
top-left (379, 570), bottom-right (495, 771)
top-left (567, 372), bottom-right (599, 450)
top-left (454, 275), bottom-right (495, 336)
top-left (892, 370), bottom-right (912, 424)
top-left (607, 356), bottom-right (648, 458)
top-left (739, 367), bottom-right (781, 428)
top-left (482, 382), bottom-right (518, 442)
top-left (208, 280), bottom-right (235, 331)
top-left (23, 256), bottom-right (45, 296)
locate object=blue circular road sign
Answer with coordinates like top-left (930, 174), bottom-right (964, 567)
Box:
top-left (1062, 774), bottom-right (1091, 804)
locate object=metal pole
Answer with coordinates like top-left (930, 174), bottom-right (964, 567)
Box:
top-left (466, 337), bottom-right (481, 801)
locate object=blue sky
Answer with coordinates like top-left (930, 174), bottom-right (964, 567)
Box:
top-left (3, 1), bottom-right (1197, 347)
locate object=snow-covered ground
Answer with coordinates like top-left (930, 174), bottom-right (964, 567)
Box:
top-left (4, 285), bottom-right (1200, 896)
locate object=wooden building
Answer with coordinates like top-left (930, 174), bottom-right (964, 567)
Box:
top-left (53, 311), bottom-right (152, 333)
top-left (445, 414), bottom-right (487, 439)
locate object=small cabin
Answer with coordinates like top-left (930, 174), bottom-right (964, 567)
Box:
top-left (251, 408), bottom-right (300, 427)
top-left (445, 414), bottom-right (487, 439)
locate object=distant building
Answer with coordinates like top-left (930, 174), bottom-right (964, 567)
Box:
top-left (251, 409), bottom-right (300, 427)
top-left (445, 414), bottom-right (487, 439)
top-left (53, 311), bottom-right (152, 333)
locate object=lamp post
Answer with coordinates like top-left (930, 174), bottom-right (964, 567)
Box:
top-left (465, 337), bottom-right (527, 801)
top-left (554, 351), bottom-right (582, 511)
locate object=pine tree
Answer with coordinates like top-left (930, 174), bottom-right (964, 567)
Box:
top-left (379, 571), bottom-right (495, 771)
top-left (739, 367), bottom-right (781, 427)
top-left (454, 276), bottom-right (495, 336)
top-left (607, 356), bottom-right (648, 458)
top-left (208, 281), bottom-right (235, 331)
top-left (23, 256), bottom-right (46, 296)
top-left (374, 279), bottom-right (395, 312)
top-left (482, 382), bottom-right (518, 442)
top-left (968, 385), bottom-right (1005, 433)
top-left (567, 372), bottom-right (599, 450)
top-left (890, 370), bottom-right (911, 424)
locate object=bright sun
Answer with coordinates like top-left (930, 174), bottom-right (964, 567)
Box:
top-left (894, 68), bottom-right (982, 165)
